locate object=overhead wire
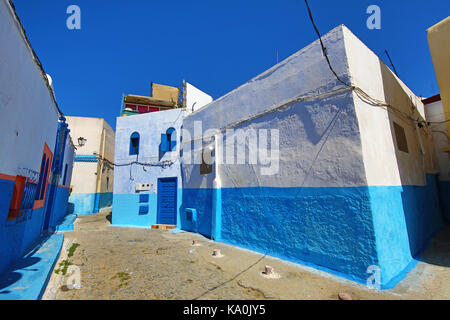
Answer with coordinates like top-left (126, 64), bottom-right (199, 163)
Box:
top-left (303, 0), bottom-right (429, 129)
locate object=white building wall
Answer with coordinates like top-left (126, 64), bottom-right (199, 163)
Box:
top-left (66, 117), bottom-right (104, 195)
top-left (426, 100), bottom-right (450, 182)
top-left (183, 25), bottom-right (362, 189)
top-left (343, 26), bottom-right (436, 187)
top-left (184, 82), bottom-right (213, 115)
top-left (0, 0), bottom-right (59, 177)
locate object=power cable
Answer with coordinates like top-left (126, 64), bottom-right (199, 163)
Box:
top-left (303, 0), bottom-right (428, 129)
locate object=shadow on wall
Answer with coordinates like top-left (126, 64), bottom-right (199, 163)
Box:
top-left (66, 202), bottom-right (75, 215)
top-left (180, 134), bottom-right (216, 237)
top-left (179, 90), bottom-right (380, 284)
top-left (379, 61), bottom-right (446, 267)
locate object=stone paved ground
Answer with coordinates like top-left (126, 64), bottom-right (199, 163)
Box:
top-left (43, 211), bottom-right (450, 300)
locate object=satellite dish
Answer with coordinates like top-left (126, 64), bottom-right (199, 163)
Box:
top-left (46, 74), bottom-right (53, 89)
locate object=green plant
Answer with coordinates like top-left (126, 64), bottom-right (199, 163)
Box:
top-left (112, 272), bottom-right (131, 282)
top-left (54, 260), bottom-right (73, 275)
top-left (68, 243), bottom-right (80, 258)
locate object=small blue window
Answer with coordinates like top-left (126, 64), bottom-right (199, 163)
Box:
top-left (161, 127), bottom-right (176, 152)
top-left (130, 132), bottom-right (140, 155)
top-left (139, 205), bottom-right (149, 214)
top-left (139, 194), bottom-right (149, 203)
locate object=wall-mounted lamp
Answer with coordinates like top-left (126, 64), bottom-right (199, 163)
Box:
top-left (77, 137), bottom-right (87, 147)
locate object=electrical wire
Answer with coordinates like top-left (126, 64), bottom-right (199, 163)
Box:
top-left (304, 0), bottom-right (351, 88)
top-left (93, 152), bottom-right (177, 170)
top-left (303, 0), bottom-right (429, 129)
top-left (429, 119), bottom-right (450, 124)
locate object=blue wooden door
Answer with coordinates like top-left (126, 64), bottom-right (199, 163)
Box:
top-left (157, 177), bottom-right (177, 225)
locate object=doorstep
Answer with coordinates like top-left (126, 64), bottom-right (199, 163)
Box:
top-left (152, 224), bottom-right (177, 230)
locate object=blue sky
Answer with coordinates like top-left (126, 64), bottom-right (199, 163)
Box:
top-left (13, 0), bottom-right (450, 130)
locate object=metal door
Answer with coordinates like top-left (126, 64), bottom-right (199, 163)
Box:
top-left (157, 177), bottom-right (177, 225)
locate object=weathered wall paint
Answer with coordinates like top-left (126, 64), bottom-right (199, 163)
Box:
top-left (369, 174), bottom-right (444, 286)
top-left (425, 98), bottom-right (450, 219)
top-left (49, 133), bottom-right (75, 226)
top-left (180, 25), bottom-right (445, 288)
top-left (344, 26), bottom-right (435, 188)
top-left (66, 117), bottom-right (115, 214)
top-left (112, 109), bottom-right (184, 228)
top-left (0, 0), bottom-right (75, 275)
top-left (427, 17), bottom-right (450, 137)
top-left (184, 81), bottom-right (213, 115)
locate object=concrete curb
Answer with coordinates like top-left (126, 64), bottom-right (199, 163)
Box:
top-left (55, 214), bottom-right (77, 231)
top-left (0, 233), bottom-right (64, 300)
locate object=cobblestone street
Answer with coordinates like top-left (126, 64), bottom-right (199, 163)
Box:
top-left (43, 211), bottom-right (450, 300)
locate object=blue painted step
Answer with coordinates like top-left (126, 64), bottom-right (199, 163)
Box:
top-left (55, 214), bottom-right (77, 231)
top-left (0, 233), bottom-right (64, 300)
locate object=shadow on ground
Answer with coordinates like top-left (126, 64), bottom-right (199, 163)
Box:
top-left (0, 235), bottom-right (51, 295)
top-left (416, 224), bottom-right (450, 268)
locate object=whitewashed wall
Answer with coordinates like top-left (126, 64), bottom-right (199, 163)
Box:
top-left (426, 99), bottom-right (450, 182)
top-left (182, 25), bottom-right (364, 189)
top-left (114, 109), bottom-right (184, 194)
top-left (343, 26), bottom-right (436, 187)
top-left (184, 82), bottom-right (213, 115)
top-left (66, 117), bottom-right (104, 194)
top-left (0, 0), bottom-right (59, 177)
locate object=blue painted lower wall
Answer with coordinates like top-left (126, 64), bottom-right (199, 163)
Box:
top-left (49, 187), bottom-right (71, 229)
top-left (0, 178), bottom-right (46, 275)
top-left (112, 189), bottom-right (182, 228)
top-left (0, 182), bottom-right (72, 276)
top-left (369, 174), bottom-right (445, 287)
top-left (68, 192), bottom-right (113, 215)
top-left (220, 186), bottom-right (378, 285)
top-left (112, 193), bottom-right (158, 228)
top-left (180, 188), bottom-right (213, 238)
top-left (180, 174), bottom-right (445, 288)
top-left (438, 180), bottom-right (450, 220)
top-left (99, 192), bottom-right (113, 210)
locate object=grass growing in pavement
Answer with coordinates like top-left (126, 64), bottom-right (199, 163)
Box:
top-left (112, 272), bottom-right (131, 288)
top-left (68, 243), bottom-right (80, 258)
top-left (113, 272), bottom-right (131, 281)
top-left (54, 243), bottom-right (80, 275)
top-left (54, 260), bottom-right (73, 275)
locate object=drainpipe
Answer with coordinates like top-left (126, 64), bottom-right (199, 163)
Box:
top-left (415, 121), bottom-right (427, 183)
top-left (211, 134), bottom-right (222, 241)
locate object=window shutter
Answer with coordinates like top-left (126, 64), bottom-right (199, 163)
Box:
top-left (170, 134), bottom-right (177, 151)
top-left (161, 133), bottom-right (168, 152)
top-left (130, 132), bottom-right (140, 155)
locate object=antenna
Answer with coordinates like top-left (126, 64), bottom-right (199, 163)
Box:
top-left (385, 49), bottom-right (399, 77)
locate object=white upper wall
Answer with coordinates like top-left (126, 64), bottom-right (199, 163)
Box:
top-left (183, 25), bottom-right (351, 141)
top-left (66, 116), bottom-right (115, 194)
top-left (66, 117), bottom-right (114, 158)
top-left (184, 82), bottom-right (213, 115)
top-left (426, 99), bottom-right (450, 182)
top-left (114, 109), bottom-right (184, 194)
top-left (343, 26), bottom-right (436, 187)
top-left (181, 26), bottom-right (370, 189)
top-left (0, 0), bottom-right (60, 176)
